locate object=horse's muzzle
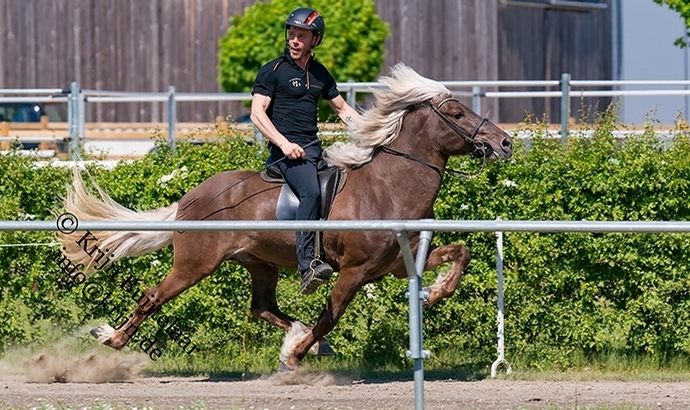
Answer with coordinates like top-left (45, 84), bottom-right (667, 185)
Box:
top-left (471, 138), bottom-right (513, 159)
top-left (499, 137), bottom-right (513, 157)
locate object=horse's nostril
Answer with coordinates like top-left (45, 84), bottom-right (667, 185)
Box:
top-left (501, 138), bottom-right (512, 152)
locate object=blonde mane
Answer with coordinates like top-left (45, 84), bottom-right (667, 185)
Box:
top-left (323, 63), bottom-right (450, 169)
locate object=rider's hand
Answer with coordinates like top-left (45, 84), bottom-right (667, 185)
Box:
top-left (281, 142), bottom-right (305, 160)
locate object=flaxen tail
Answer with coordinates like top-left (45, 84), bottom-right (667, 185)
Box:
top-left (56, 169), bottom-right (178, 274)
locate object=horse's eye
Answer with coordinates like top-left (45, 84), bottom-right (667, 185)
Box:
top-left (453, 112), bottom-right (464, 120)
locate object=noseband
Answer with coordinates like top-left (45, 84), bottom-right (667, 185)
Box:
top-left (429, 98), bottom-right (491, 159)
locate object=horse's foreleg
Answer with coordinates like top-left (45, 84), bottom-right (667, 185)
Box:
top-left (247, 263), bottom-right (334, 357)
top-left (280, 270), bottom-right (366, 370)
top-left (422, 244), bottom-right (470, 308)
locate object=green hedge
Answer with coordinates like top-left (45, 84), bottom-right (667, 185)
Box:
top-left (2, 115), bottom-right (690, 370)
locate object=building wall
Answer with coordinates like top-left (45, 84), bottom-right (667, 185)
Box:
top-left (497, 1), bottom-right (613, 123)
top-left (0, 0), bottom-right (612, 123)
top-left (0, 0), bottom-right (255, 122)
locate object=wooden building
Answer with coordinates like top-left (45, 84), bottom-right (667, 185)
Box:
top-left (0, 0), bottom-right (612, 123)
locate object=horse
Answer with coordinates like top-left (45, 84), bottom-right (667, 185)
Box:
top-left (57, 63), bottom-right (513, 371)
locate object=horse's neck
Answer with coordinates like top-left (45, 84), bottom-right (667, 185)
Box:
top-left (389, 112), bottom-right (448, 173)
top-left (352, 118), bottom-right (446, 219)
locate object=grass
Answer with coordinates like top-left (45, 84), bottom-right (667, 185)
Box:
top-left (4, 318), bottom-right (690, 384)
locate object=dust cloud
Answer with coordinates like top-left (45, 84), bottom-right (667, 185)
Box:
top-left (0, 325), bottom-right (148, 383)
top-left (23, 351), bottom-right (147, 383)
top-left (267, 369), bottom-right (355, 386)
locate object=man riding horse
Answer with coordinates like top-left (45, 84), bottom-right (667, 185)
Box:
top-left (250, 7), bottom-right (360, 294)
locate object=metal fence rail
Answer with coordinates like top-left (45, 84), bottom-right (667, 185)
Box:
top-left (2, 218), bottom-right (690, 409)
top-left (4, 76), bottom-right (690, 159)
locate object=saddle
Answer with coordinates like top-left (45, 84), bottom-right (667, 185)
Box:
top-left (259, 162), bottom-right (347, 221)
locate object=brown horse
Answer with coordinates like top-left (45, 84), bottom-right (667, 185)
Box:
top-left (58, 64), bottom-right (513, 370)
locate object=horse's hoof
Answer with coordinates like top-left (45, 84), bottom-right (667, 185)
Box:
top-left (422, 286), bottom-right (431, 308)
top-left (278, 362), bottom-right (295, 372)
top-left (89, 324), bottom-right (115, 344)
top-left (310, 339), bottom-right (335, 356)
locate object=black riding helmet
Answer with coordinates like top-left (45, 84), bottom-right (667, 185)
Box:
top-left (285, 7), bottom-right (325, 46)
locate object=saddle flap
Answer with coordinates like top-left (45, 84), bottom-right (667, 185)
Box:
top-left (318, 166), bottom-right (340, 219)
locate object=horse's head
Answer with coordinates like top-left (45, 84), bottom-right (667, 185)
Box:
top-left (427, 95), bottom-right (513, 161)
top-left (323, 64), bottom-right (513, 171)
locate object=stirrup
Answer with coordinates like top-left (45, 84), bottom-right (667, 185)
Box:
top-left (300, 259), bottom-right (333, 295)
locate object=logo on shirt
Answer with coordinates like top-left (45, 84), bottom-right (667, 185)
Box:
top-left (289, 77), bottom-right (302, 88)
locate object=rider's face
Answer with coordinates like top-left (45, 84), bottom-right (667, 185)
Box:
top-left (287, 26), bottom-right (317, 60)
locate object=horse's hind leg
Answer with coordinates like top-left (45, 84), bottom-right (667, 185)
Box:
top-left (91, 247), bottom-right (222, 350)
top-left (246, 263), bottom-right (334, 356)
top-left (421, 244), bottom-right (471, 308)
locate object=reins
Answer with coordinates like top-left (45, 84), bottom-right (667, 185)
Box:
top-left (379, 145), bottom-right (487, 179)
top-left (379, 146), bottom-right (444, 178)
top-left (183, 97), bottom-right (492, 224)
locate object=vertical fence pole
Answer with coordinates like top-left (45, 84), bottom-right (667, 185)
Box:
top-left (346, 81), bottom-right (356, 108)
top-left (78, 89), bottom-right (86, 154)
top-left (491, 218), bottom-right (512, 377)
top-left (396, 229), bottom-right (432, 410)
top-left (472, 86), bottom-right (481, 114)
top-left (68, 82), bottom-right (80, 161)
top-left (560, 73), bottom-right (571, 143)
top-left (168, 86), bottom-right (176, 150)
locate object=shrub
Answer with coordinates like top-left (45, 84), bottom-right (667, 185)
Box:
top-left (2, 113), bottom-right (690, 371)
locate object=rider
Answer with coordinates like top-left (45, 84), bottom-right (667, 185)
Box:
top-left (250, 7), bottom-right (360, 294)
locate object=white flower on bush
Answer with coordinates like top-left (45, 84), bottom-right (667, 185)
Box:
top-left (501, 179), bottom-right (517, 188)
top-left (158, 166), bottom-right (189, 186)
top-left (363, 283), bottom-right (376, 300)
top-left (459, 204), bottom-right (470, 211)
top-left (608, 158), bottom-right (620, 165)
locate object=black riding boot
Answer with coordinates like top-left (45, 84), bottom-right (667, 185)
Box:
top-left (299, 231), bottom-right (333, 294)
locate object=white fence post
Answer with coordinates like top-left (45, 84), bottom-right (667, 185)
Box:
top-left (491, 218), bottom-right (512, 377)
top-left (560, 73), bottom-right (571, 143)
top-left (68, 82), bottom-right (81, 161)
top-left (168, 86), bottom-right (176, 150)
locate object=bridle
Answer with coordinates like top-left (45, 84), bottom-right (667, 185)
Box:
top-left (381, 97), bottom-right (492, 179)
top-left (430, 97), bottom-right (493, 160)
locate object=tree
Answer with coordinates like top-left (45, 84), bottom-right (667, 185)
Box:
top-left (653, 0), bottom-right (690, 47)
top-left (217, 0), bottom-right (390, 119)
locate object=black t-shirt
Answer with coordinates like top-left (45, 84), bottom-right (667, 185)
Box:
top-left (252, 54), bottom-right (340, 146)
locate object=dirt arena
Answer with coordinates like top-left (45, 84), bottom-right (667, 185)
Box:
top-left (2, 371), bottom-right (690, 409)
top-left (0, 352), bottom-right (689, 409)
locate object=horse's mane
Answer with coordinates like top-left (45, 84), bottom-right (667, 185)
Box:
top-left (323, 63), bottom-right (450, 170)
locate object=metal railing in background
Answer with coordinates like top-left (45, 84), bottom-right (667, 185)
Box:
top-left (5, 76), bottom-right (690, 160)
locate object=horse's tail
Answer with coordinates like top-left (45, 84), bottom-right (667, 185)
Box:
top-left (57, 169), bottom-right (178, 274)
